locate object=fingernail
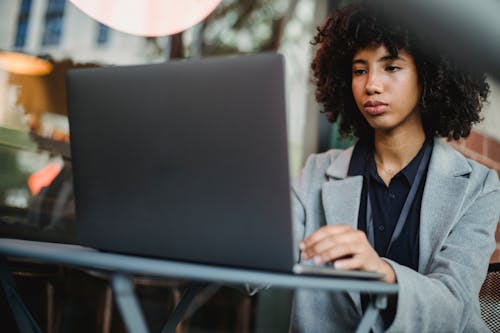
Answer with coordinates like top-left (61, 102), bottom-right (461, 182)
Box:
top-left (314, 256), bottom-right (322, 264)
top-left (334, 261), bottom-right (343, 269)
top-left (299, 242), bottom-right (305, 250)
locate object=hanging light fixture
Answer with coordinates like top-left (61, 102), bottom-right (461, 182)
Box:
top-left (69, 0), bottom-right (222, 37)
top-left (0, 51), bottom-right (53, 76)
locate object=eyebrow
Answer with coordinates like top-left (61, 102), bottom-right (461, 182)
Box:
top-left (352, 55), bottom-right (406, 65)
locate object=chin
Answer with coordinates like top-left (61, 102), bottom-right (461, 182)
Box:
top-left (366, 120), bottom-right (394, 131)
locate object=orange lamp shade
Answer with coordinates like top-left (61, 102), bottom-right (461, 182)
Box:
top-left (69, 0), bottom-right (222, 36)
top-left (0, 51), bottom-right (53, 75)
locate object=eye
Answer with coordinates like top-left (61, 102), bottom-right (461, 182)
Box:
top-left (386, 65), bottom-right (401, 72)
top-left (352, 68), bottom-right (367, 76)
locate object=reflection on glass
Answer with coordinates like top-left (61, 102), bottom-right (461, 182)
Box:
top-left (0, 1), bottom-right (313, 331)
top-left (0, 126), bottom-right (76, 243)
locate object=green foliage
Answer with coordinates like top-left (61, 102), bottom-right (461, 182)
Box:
top-left (197, 0), bottom-right (295, 55)
top-left (0, 127), bottom-right (36, 203)
top-left (0, 146), bottom-right (30, 205)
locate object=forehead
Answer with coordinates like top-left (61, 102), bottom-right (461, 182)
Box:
top-left (352, 44), bottom-right (413, 61)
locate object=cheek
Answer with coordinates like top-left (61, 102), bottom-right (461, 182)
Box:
top-left (396, 77), bottom-right (420, 106)
top-left (351, 81), bottom-right (364, 104)
top-left (407, 81), bottom-right (422, 108)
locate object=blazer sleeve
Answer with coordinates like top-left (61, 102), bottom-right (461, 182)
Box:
top-left (385, 169), bottom-right (500, 333)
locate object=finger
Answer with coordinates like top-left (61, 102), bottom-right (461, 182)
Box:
top-left (325, 229), bottom-right (367, 247)
top-left (301, 234), bottom-right (336, 260)
top-left (315, 242), bottom-right (357, 264)
top-left (301, 230), bottom-right (362, 260)
top-left (299, 225), bottom-right (353, 250)
top-left (334, 255), bottom-right (384, 276)
top-left (333, 256), bottom-right (363, 270)
top-left (302, 228), bottom-right (370, 262)
top-left (313, 230), bottom-right (371, 263)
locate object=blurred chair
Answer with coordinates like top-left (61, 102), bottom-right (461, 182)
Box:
top-left (0, 258), bottom-right (65, 333)
top-left (479, 263), bottom-right (500, 332)
top-left (62, 269), bottom-right (186, 333)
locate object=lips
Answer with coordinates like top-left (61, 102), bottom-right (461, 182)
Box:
top-left (363, 100), bottom-right (388, 115)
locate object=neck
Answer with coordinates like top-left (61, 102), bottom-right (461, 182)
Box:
top-left (373, 124), bottom-right (426, 173)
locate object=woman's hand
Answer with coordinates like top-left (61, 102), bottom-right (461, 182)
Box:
top-left (299, 225), bottom-right (396, 283)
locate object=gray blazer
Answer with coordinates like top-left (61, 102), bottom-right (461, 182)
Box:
top-left (290, 138), bottom-right (500, 333)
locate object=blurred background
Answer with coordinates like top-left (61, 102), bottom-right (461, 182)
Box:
top-left (0, 0), bottom-right (499, 332)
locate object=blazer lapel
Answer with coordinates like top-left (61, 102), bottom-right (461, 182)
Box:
top-left (322, 147), bottom-right (363, 229)
top-left (322, 147), bottom-right (364, 314)
top-left (322, 177), bottom-right (363, 229)
top-left (419, 139), bottom-right (472, 273)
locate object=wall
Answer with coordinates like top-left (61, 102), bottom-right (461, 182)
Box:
top-left (450, 128), bottom-right (500, 263)
top-left (477, 78), bottom-right (500, 142)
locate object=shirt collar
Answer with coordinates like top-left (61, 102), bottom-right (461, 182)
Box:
top-left (347, 136), bottom-right (433, 186)
top-left (399, 137), bottom-right (433, 186)
top-left (347, 139), bottom-right (369, 177)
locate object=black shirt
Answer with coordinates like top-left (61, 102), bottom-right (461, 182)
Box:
top-left (347, 138), bottom-right (433, 271)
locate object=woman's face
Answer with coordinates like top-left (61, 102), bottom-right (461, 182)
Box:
top-left (351, 44), bottom-right (423, 135)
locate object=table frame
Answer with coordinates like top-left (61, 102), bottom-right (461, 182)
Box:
top-left (0, 238), bottom-right (398, 333)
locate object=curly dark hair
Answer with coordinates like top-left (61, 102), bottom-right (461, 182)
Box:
top-left (311, 2), bottom-right (490, 141)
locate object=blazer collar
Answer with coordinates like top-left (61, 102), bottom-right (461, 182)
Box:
top-left (427, 138), bottom-right (472, 177)
top-left (324, 138), bottom-right (471, 180)
top-left (325, 147), bottom-right (355, 180)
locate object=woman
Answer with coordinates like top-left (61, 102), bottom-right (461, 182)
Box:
top-left (291, 3), bottom-right (500, 332)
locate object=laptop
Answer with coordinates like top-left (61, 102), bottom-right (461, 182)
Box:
top-left (66, 53), bottom-right (383, 280)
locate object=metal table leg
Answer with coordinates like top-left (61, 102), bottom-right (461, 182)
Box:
top-left (355, 294), bottom-right (388, 333)
top-left (111, 273), bottom-right (150, 333)
top-left (161, 283), bottom-right (221, 333)
top-left (0, 256), bottom-right (42, 333)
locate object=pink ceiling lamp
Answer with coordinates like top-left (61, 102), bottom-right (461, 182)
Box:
top-left (69, 0), bottom-right (222, 36)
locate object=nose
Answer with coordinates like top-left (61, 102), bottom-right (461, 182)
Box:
top-left (365, 71), bottom-right (383, 95)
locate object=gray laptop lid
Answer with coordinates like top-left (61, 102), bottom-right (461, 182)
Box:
top-left (66, 53), bottom-right (295, 272)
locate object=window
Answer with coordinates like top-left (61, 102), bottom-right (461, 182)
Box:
top-left (96, 23), bottom-right (110, 45)
top-left (14, 0), bottom-right (32, 48)
top-left (42, 0), bottom-right (66, 46)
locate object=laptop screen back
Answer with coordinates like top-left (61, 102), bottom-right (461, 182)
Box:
top-left (66, 53), bottom-right (295, 272)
